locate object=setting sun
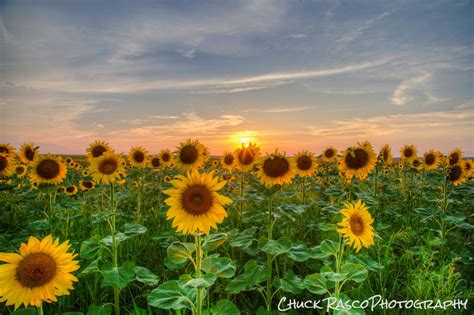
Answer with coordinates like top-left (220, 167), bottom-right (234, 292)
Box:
top-left (230, 131), bottom-right (258, 148)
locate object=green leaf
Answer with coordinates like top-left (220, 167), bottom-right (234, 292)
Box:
top-left (167, 242), bottom-right (196, 264)
top-left (320, 265), bottom-right (347, 282)
top-left (87, 304), bottom-right (112, 315)
top-left (210, 299), bottom-right (240, 315)
top-left (225, 274), bottom-right (248, 294)
top-left (320, 239), bottom-right (339, 257)
top-left (11, 309), bottom-right (37, 315)
top-left (63, 313), bottom-right (84, 315)
top-left (229, 228), bottom-right (256, 249)
top-left (244, 260), bottom-right (268, 285)
top-left (274, 271), bottom-right (304, 294)
top-left (79, 257), bottom-right (101, 276)
top-left (135, 266), bottom-right (159, 286)
top-left (201, 257), bottom-right (236, 278)
top-left (100, 232), bottom-right (130, 247)
top-left (303, 273), bottom-right (328, 295)
top-left (123, 223), bottom-right (148, 237)
top-left (101, 261), bottom-right (136, 289)
top-left (147, 280), bottom-right (194, 310)
top-left (80, 236), bottom-right (101, 259)
top-left (260, 238), bottom-right (292, 256)
top-left (340, 263), bottom-right (368, 283)
top-left (183, 273), bottom-right (217, 289)
top-left (288, 244), bottom-right (312, 262)
top-left (202, 233), bottom-right (228, 251)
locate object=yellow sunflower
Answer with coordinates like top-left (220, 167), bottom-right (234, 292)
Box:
top-left (18, 143), bottom-right (39, 165)
top-left (464, 159), bottom-right (473, 175)
top-left (338, 142), bottom-right (376, 180)
top-left (379, 144), bottom-right (393, 165)
top-left (128, 146), bottom-right (149, 168)
top-left (293, 150), bottom-right (317, 177)
top-left (79, 180), bottom-right (95, 191)
top-left (158, 149), bottom-right (174, 168)
top-left (82, 169), bottom-right (90, 177)
top-left (163, 170), bottom-right (232, 235)
top-left (150, 155), bottom-right (161, 169)
top-left (174, 139), bottom-right (209, 171)
top-left (14, 164), bottom-right (27, 178)
top-left (65, 185), bottom-right (78, 196)
top-left (220, 151), bottom-right (236, 170)
top-left (0, 154), bottom-right (15, 177)
top-left (65, 157), bottom-right (73, 164)
top-left (322, 146), bottom-right (338, 163)
top-left (337, 199), bottom-right (375, 252)
top-left (0, 143), bottom-right (16, 157)
top-left (234, 143), bottom-right (260, 172)
top-left (448, 148), bottom-right (463, 166)
top-left (212, 160), bottom-right (219, 167)
top-left (0, 235), bottom-right (79, 309)
top-left (422, 150), bottom-right (441, 171)
top-left (163, 175), bottom-right (171, 183)
top-left (89, 151), bottom-right (126, 185)
top-left (29, 154), bottom-right (67, 185)
top-left (257, 150), bottom-right (295, 187)
top-left (400, 144), bottom-right (417, 163)
top-left (411, 158), bottom-right (423, 170)
top-left (85, 140), bottom-right (111, 160)
top-left (447, 164), bottom-right (466, 186)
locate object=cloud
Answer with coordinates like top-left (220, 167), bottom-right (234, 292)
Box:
top-left (455, 100), bottom-right (474, 110)
top-left (390, 72), bottom-right (431, 105)
top-left (149, 115), bottom-right (179, 119)
top-left (243, 107), bottom-right (308, 113)
top-left (308, 108), bottom-right (474, 138)
top-left (336, 11), bottom-right (391, 45)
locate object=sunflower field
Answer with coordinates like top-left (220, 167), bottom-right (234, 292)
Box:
top-left (0, 140), bottom-right (473, 314)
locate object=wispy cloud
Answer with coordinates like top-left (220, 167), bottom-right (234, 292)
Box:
top-left (390, 72), bottom-right (431, 105)
top-left (243, 107), bottom-right (308, 113)
top-left (336, 11), bottom-right (391, 45)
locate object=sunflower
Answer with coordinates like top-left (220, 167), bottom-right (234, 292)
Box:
top-left (85, 140), bottom-right (111, 160)
top-left (89, 152), bottom-right (126, 185)
top-left (163, 176), bottom-right (171, 183)
top-left (150, 155), bottom-right (161, 169)
top-left (65, 185), bottom-right (78, 196)
top-left (159, 149), bottom-right (174, 168)
top-left (65, 157), bottom-right (73, 164)
top-left (82, 169), bottom-right (90, 177)
top-left (164, 170), bottom-right (232, 235)
top-left (0, 143), bottom-right (16, 157)
top-left (234, 143), bottom-right (260, 172)
top-left (18, 143), bottom-right (39, 165)
top-left (337, 199), bottom-right (375, 252)
top-left (0, 235), bottom-right (79, 309)
top-left (422, 150), bottom-right (441, 171)
top-left (14, 164), bottom-right (27, 178)
top-left (338, 142), bottom-right (376, 180)
top-left (447, 164), bottom-right (466, 186)
top-left (400, 144), bottom-right (417, 163)
top-left (257, 150), bottom-right (295, 187)
top-left (212, 160), bottom-right (219, 167)
top-left (379, 144), bottom-right (393, 165)
top-left (174, 139), bottom-right (209, 172)
top-left (322, 146), bottom-right (338, 163)
top-left (448, 148), bottom-right (463, 166)
top-left (411, 158), bottom-right (423, 170)
top-left (29, 154), bottom-right (67, 186)
top-left (0, 154), bottom-right (15, 177)
top-left (128, 146), bottom-right (149, 168)
top-left (79, 180), bottom-right (95, 191)
top-left (464, 159), bottom-right (473, 175)
top-left (220, 151), bottom-right (235, 170)
top-left (293, 150), bottom-right (317, 177)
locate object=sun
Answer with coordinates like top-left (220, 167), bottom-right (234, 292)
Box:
top-left (230, 131), bottom-right (258, 148)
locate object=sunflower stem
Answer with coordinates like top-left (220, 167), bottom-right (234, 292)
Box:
top-left (265, 192), bottom-right (274, 312)
top-left (302, 177), bottom-right (306, 205)
top-left (37, 303), bottom-right (44, 315)
top-left (109, 183), bottom-right (120, 315)
top-left (334, 235), bottom-right (345, 300)
top-left (195, 233), bottom-right (203, 315)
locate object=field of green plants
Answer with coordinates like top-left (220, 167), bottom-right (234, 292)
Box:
top-left (0, 141), bottom-right (473, 315)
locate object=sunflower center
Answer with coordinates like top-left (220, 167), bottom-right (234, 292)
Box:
top-left (15, 166), bottom-right (25, 175)
top-left (16, 253), bottom-right (57, 288)
top-left (448, 165), bottom-right (462, 182)
top-left (403, 148), bottom-right (413, 158)
top-left (0, 146), bottom-right (9, 154)
top-left (36, 159), bottom-right (60, 179)
top-left (263, 156), bottom-right (290, 178)
top-left (382, 149), bottom-right (389, 162)
top-left (151, 157), bottom-right (161, 167)
top-left (162, 153), bottom-right (170, 162)
top-left (449, 153), bottom-right (459, 165)
top-left (238, 149), bottom-right (254, 165)
top-left (425, 154), bottom-right (435, 165)
top-left (99, 158), bottom-right (118, 175)
top-left (296, 155), bottom-right (312, 170)
top-left (83, 181), bottom-right (93, 188)
top-left (412, 159), bottom-right (421, 167)
top-left (133, 151), bottom-right (145, 163)
top-left (466, 163), bottom-right (471, 171)
top-left (325, 149), bottom-right (334, 158)
top-left (25, 147), bottom-right (36, 161)
top-left (349, 214), bottom-right (365, 236)
top-left (344, 149), bottom-right (369, 170)
top-left (92, 145), bottom-right (107, 158)
top-left (180, 145), bottom-right (198, 164)
top-left (0, 156), bottom-right (7, 171)
top-left (224, 154), bottom-right (234, 165)
top-left (66, 186), bottom-right (75, 193)
top-left (182, 185), bottom-right (213, 215)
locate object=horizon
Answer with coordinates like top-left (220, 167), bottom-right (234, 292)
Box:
top-left (1, 1), bottom-right (473, 155)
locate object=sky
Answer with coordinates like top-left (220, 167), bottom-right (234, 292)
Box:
top-left (1, 0), bottom-right (473, 156)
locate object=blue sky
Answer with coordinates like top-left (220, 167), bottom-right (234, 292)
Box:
top-left (1, 0), bottom-right (473, 155)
